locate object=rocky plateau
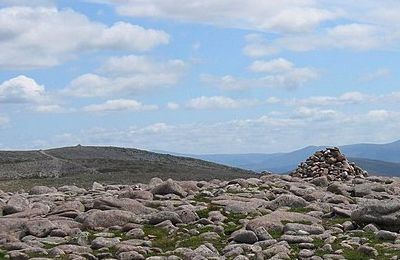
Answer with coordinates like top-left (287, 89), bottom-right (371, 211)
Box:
top-left (0, 148), bottom-right (400, 260)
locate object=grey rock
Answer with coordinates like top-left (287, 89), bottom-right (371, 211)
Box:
top-left (151, 179), bottom-right (187, 197)
top-left (351, 200), bottom-right (400, 230)
top-left (254, 227), bottom-right (272, 241)
top-left (376, 230), bottom-right (398, 241)
top-left (24, 219), bottom-right (56, 237)
top-left (268, 194), bottom-right (308, 210)
top-left (29, 186), bottom-right (57, 195)
top-left (284, 223), bottom-right (324, 235)
top-left (91, 237), bottom-right (120, 249)
top-left (147, 211), bottom-right (182, 225)
top-left (80, 209), bottom-right (142, 229)
top-left (310, 176), bottom-right (329, 187)
top-left (358, 245), bottom-right (378, 256)
top-left (231, 230), bottom-right (258, 244)
top-left (3, 195), bottom-right (29, 215)
top-left (363, 223), bottom-right (379, 233)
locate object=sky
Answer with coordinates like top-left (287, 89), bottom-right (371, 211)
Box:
top-left (1, 0), bottom-right (400, 154)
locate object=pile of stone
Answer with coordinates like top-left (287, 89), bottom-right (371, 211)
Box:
top-left (290, 147), bottom-right (368, 181)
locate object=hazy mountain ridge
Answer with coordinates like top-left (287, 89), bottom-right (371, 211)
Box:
top-left (188, 140), bottom-right (400, 176)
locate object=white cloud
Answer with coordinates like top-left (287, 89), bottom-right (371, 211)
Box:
top-left (83, 99), bottom-right (158, 112)
top-left (0, 0), bottom-right (54, 6)
top-left (244, 22), bottom-right (393, 57)
top-left (64, 55), bottom-right (186, 97)
top-left (249, 58), bottom-right (294, 73)
top-left (202, 62), bottom-right (318, 91)
top-left (288, 91), bottom-right (373, 106)
top-left (293, 107), bottom-right (339, 121)
top-left (358, 68), bottom-right (391, 83)
top-left (367, 109), bottom-right (394, 121)
top-left (0, 6), bottom-right (169, 69)
top-left (34, 104), bottom-right (64, 113)
top-left (96, 0), bottom-right (338, 33)
top-left (0, 75), bottom-right (45, 103)
top-left (166, 102), bottom-right (180, 110)
top-left (187, 96), bottom-right (259, 109)
top-left (39, 108), bottom-right (400, 154)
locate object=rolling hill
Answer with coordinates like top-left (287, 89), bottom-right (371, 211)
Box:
top-left (0, 145), bottom-right (255, 191)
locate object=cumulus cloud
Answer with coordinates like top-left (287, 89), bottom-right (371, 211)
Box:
top-left (83, 99), bottom-right (158, 112)
top-left (0, 75), bottom-right (66, 113)
top-left (95, 0), bottom-right (337, 33)
top-left (0, 75), bottom-right (45, 103)
top-left (64, 55), bottom-right (186, 97)
top-left (187, 96), bottom-right (259, 109)
top-left (0, 6), bottom-right (169, 69)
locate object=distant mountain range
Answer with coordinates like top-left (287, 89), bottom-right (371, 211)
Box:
top-left (180, 140), bottom-right (400, 176)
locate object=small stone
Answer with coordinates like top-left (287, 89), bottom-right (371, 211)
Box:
top-left (363, 223), bottom-right (379, 233)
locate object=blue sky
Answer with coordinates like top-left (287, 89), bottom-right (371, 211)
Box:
top-left (1, 0), bottom-right (400, 153)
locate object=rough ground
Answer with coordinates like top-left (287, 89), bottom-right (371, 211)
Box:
top-left (1, 174), bottom-right (400, 260)
top-left (0, 146), bottom-right (254, 191)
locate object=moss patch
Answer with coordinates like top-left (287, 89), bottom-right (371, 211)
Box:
top-left (287, 207), bottom-right (313, 213)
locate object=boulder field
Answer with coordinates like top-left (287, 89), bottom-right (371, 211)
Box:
top-left (1, 161), bottom-right (400, 259)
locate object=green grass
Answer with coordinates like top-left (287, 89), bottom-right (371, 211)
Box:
top-left (342, 249), bottom-right (370, 260)
top-left (287, 207), bottom-right (313, 213)
top-left (193, 194), bottom-right (211, 203)
top-left (143, 224), bottom-right (176, 252)
top-left (0, 251), bottom-right (6, 260)
top-left (177, 236), bottom-right (207, 248)
top-left (223, 222), bottom-right (240, 236)
top-left (195, 205), bottom-right (221, 219)
top-left (323, 216), bottom-right (352, 227)
top-left (313, 238), bottom-right (325, 248)
top-left (269, 230), bottom-right (283, 239)
top-left (282, 220), bottom-right (312, 225)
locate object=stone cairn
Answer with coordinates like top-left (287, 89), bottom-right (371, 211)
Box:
top-left (290, 147), bottom-right (368, 181)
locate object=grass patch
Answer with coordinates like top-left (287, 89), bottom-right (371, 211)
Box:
top-left (282, 220), bottom-right (312, 225)
top-left (342, 249), bottom-right (370, 260)
top-left (177, 236), bottom-right (206, 248)
top-left (0, 251), bottom-right (6, 260)
top-left (269, 230), bottom-right (283, 239)
top-left (289, 244), bottom-right (301, 260)
top-left (323, 216), bottom-right (352, 227)
top-left (223, 222), bottom-right (240, 236)
top-left (143, 224), bottom-right (176, 252)
top-left (223, 212), bottom-right (247, 224)
top-left (287, 207), bottom-right (313, 213)
top-left (195, 205), bottom-right (221, 219)
top-left (193, 194), bottom-right (211, 203)
top-left (313, 238), bottom-right (325, 248)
